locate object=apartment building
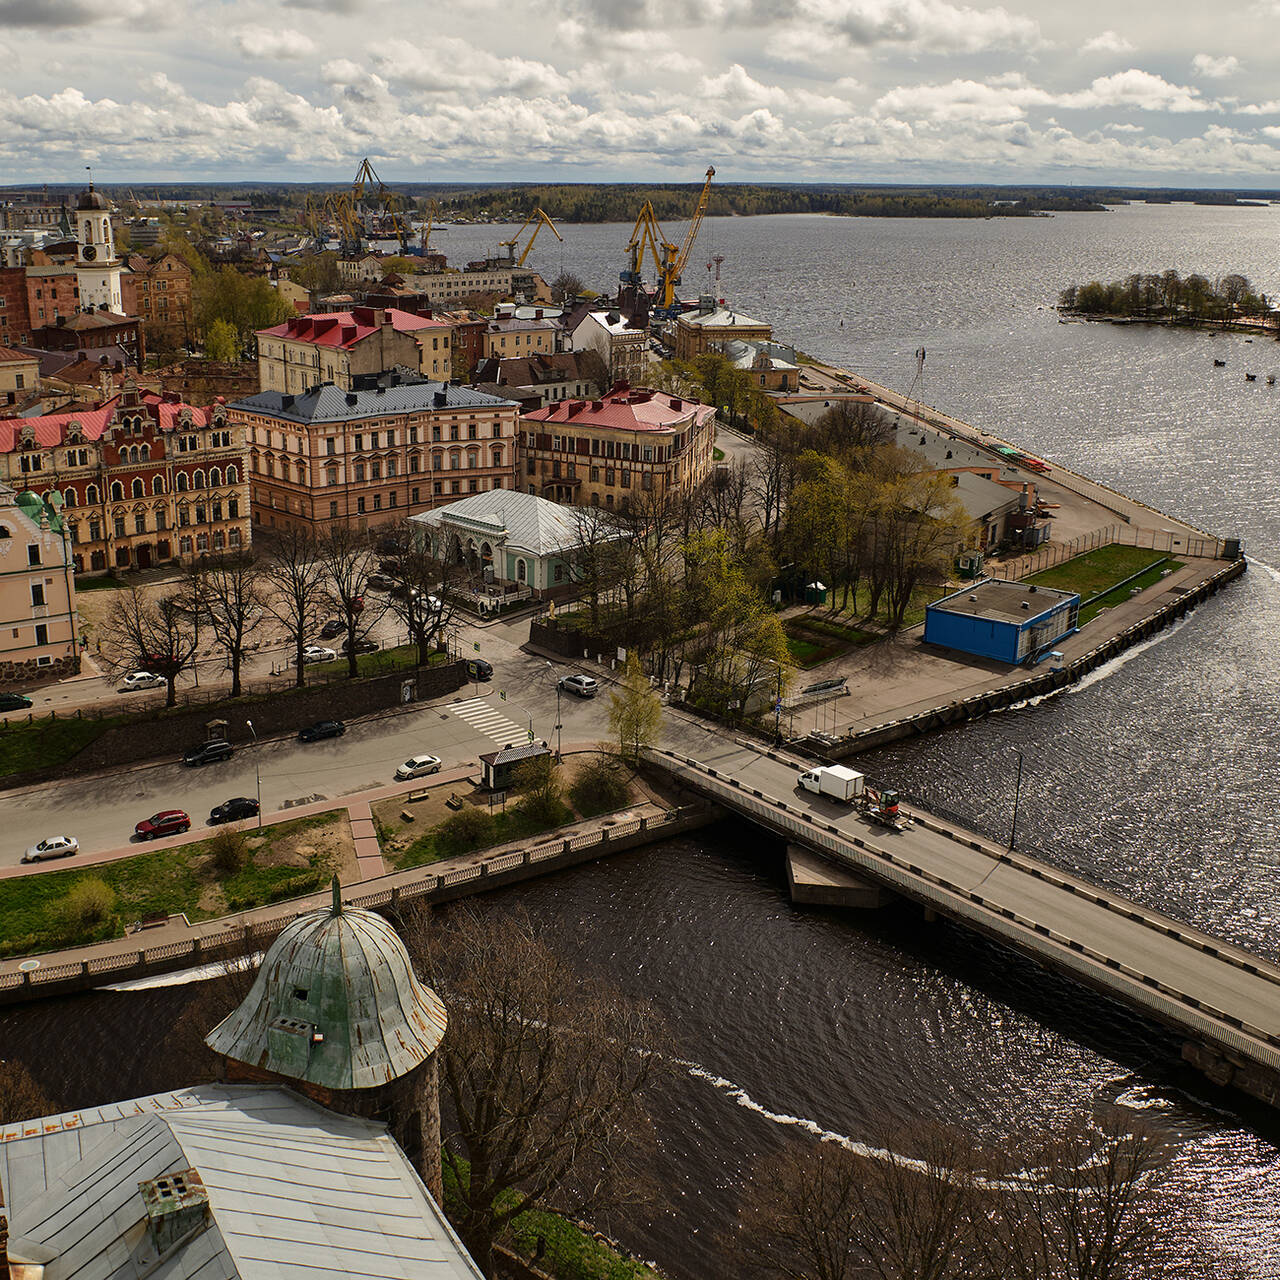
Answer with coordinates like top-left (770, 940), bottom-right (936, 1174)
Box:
top-left (229, 372), bottom-right (519, 535)
top-left (673, 296), bottom-right (772, 362)
top-left (520, 386), bottom-right (716, 509)
top-left (121, 253), bottom-right (194, 349)
top-left (567, 307), bottom-right (647, 385)
top-left (481, 315), bottom-right (557, 360)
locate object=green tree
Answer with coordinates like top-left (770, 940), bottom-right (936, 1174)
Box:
top-left (194, 265), bottom-right (291, 345)
top-left (513, 753), bottom-right (565, 826)
top-left (608, 652), bottom-right (663, 762)
top-left (204, 318), bottom-right (239, 362)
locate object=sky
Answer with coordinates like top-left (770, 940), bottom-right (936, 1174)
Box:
top-left (0, 0), bottom-right (1277, 187)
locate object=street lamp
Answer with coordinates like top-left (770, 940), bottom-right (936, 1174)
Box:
top-left (546, 660), bottom-right (562, 761)
top-left (245, 718), bottom-right (262, 829)
top-left (764, 658), bottom-right (783, 744)
top-left (1009, 749), bottom-right (1024, 851)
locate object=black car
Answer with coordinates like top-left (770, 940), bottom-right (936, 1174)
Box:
top-left (318, 618), bottom-right (345, 640)
top-left (340, 637), bottom-right (379, 655)
top-left (209, 796), bottom-right (259, 824)
top-left (0, 692), bottom-right (33, 711)
top-left (299, 719), bottom-right (346, 743)
top-left (182, 739), bottom-right (234, 767)
top-left (366, 572), bottom-right (397, 591)
top-left (465, 657), bottom-right (493, 681)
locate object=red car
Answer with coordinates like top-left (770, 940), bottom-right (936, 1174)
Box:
top-left (135, 809), bottom-right (191, 840)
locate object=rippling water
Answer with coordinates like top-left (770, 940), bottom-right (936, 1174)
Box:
top-left (6, 204), bottom-right (1280, 1277)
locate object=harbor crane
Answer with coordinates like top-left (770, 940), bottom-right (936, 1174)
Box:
top-left (622, 165), bottom-right (715, 319)
top-left (499, 208), bottom-right (562, 266)
top-left (325, 158), bottom-right (414, 256)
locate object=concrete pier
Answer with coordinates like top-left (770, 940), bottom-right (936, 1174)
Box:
top-left (786, 843), bottom-right (893, 908)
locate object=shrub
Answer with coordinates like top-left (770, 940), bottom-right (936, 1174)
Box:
top-left (569, 757), bottom-right (630, 817)
top-left (514, 754), bottom-right (564, 825)
top-left (63, 878), bottom-right (115, 929)
top-left (208, 826), bottom-right (250, 876)
top-left (435, 807), bottom-right (499, 857)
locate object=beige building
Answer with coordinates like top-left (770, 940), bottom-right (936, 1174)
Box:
top-left (255, 307), bottom-right (454, 395)
top-left (402, 264), bottom-right (537, 306)
top-left (0, 346), bottom-right (39, 413)
top-left (481, 316), bottom-right (557, 360)
top-left (568, 308), bottom-right (647, 385)
top-left (230, 373), bottom-right (519, 535)
top-left (674, 296), bottom-right (772, 362)
top-left (0, 484), bottom-right (79, 682)
top-left (521, 386), bottom-right (716, 509)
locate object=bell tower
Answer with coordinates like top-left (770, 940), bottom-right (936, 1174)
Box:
top-left (73, 181), bottom-right (123, 314)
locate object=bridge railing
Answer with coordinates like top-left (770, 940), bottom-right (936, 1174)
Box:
top-left (648, 748), bottom-right (1280, 1076)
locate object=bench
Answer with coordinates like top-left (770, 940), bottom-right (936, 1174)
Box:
top-left (445, 794), bottom-right (465, 811)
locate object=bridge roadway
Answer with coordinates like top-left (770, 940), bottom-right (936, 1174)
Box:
top-left (649, 742), bottom-right (1280, 1105)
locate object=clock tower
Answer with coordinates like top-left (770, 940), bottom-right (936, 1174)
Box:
top-left (73, 183), bottom-right (123, 314)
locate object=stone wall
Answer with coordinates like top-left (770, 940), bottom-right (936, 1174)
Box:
top-left (0, 651), bottom-right (80, 685)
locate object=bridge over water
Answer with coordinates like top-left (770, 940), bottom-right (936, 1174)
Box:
top-left (648, 743), bottom-right (1280, 1107)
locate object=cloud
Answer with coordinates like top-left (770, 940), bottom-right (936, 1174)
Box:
top-left (1104, 122), bottom-right (1144, 133)
top-left (232, 27), bottom-right (315, 60)
top-left (804, 0), bottom-right (1044, 55)
top-left (281, 0), bottom-right (360, 10)
top-left (1191, 53), bottom-right (1240, 79)
top-left (0, 0), bottom-right (167, 26)
top-left (1080, 30), bottom-right (1132, 55)
top-left (370, 38), bottom-right (570, 97)
top-left (874, 75), bottom-right (1050, 124)
top-left (1238, 99), bottom-right (1280, 115)
top-left (1061, 69), bottom-right (1217, 114)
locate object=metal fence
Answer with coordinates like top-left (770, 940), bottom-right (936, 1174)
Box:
top-left (990, 524), bottom-right (1225, 582)
top-left (646, 747), bottom-right (1280, 1077)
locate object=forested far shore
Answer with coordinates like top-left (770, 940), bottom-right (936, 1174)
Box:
top-left (1058, 270), bottom-right (1277, 326)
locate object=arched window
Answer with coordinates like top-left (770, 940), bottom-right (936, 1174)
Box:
top-left (193, 470), bottom-right (205, 489)
top-left (209, 467), bottom-right (221, 487)
top-left (449, 450), bottom-right (461, 470)
top-left (491, 446), bottom-right (503, 467)
top-left (110, 480), bottom-right (124, 501)
top-left (131, 478), bottom-right (144, 498)
top-left (86, 484), bottom-right (100, 505)
top-left (63, 488), bottom-right (77, 507)
top-left (152, 475), bottom-right (166, 495)
top-left (175, 472), bottom-right (189, 492)
top-left (139, 444), bottom-right (150, 461)
top-left (431, 451), bottom-right (443, 471)
top-left (516, 558), bottom-right (527, 583)
top-left (226, 465), bottom-right (238, 484)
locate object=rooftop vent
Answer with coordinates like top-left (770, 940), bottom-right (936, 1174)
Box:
top-left (374, 385), bottom-right (386, 396)
top-left (281, 394), bottom-right (294, 410)
top-left (345, 393), bottom-right (357, 407)
top-left (1021, 601), bottom-right (1030, 610)
top-left (590, 400), bottom-right (603, 411)
top-left (139, 1169), bottom-right (209, 1255)
top-left (433, 391), bottom-right (448, 408)
top-left (1028, 584), bottom-right (1038, 593)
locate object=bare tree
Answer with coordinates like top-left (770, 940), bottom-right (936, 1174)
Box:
top-left (383, 530), bottom-right (460, 666)
top-left (100, 586), bottom-right (199, 707)
top-left (402, 905), bottom-right (664, 1279)
top-left (260, 525), bottom-right (329, 687)
top-left (201, 553), bottom-right (266, 697)
top-left (570, 508), bottom-right (626, 632)
top-left (316, 524), bottom-right (384, 677)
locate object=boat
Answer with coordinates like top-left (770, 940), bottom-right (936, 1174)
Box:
top-left (1269, 376), bottom-right (1277, 386)
top-left (1245, 373), bottom-right (1257, 381)
top-left (1214, 359), bottom-right (1227, 367)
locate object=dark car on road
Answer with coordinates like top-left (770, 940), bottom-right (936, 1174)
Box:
top-left (465, 658), bottom-right (493, 681)
top-left (182, 739), bottom-right (234, 767)
top-left (135, 809), bottom-right (191, 840)
top-left (209, 796), bottom-right (259, 825)
top-left (340, 637), bottom-right (379, 655)
top-left (0, 692), bottom-right (32, 711)
top-left (299, 719), bottom-right (345, 743)
top-left (367, 572), bottom-right (397, 591)
top-left (318, 618), bottom-right (345, 640)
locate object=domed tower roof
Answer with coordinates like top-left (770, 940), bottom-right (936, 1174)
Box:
top-left (77, 186), bottom-right (109, 211)
top-left (205, 882), bottom-right (447, 1091)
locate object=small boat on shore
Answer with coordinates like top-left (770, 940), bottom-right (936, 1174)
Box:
top-left (1269, 376), bottom-right (1276, 386)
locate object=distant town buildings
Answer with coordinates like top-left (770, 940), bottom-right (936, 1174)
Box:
top-left (472, 350), bottom-right (605, 408)
top-left (521, 385), bottom-right (716, 508)
top-left (565, 305), bottom-right (648, 386)
top-left (0, 381), bottom-right (250, 573)
top-left (0, 484), bottom-right (78, 682)
top-left (229, 371), bottom-right (519, 535)
top-left (673, 296), bottom-right (772, 362)
top-left (121, 252), bottom-right (194, 350)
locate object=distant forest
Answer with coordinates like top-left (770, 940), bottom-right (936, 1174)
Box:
top-left (1059, 270), bottom-right (1274, 324)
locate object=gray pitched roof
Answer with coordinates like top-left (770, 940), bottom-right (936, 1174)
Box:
top-left (230, 380), bottom-right (516, 424)
top-left (0, 1085), bottom-right (482, 1280)
top-left (411, 489), bottom-right (618, 558)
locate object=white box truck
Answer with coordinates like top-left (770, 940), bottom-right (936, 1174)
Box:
top-left (796, 765), bottom-right (865, 803)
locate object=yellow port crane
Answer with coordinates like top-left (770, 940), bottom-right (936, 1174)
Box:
top-left (622, 165), bottom-right (715, 318)
top-left (328, 158), bottom-right (414, 256)
top-left (499, 208), bottom-right (563, 266)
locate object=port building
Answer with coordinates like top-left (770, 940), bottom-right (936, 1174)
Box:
top-left (925, 578), bottom-right (1079, 665)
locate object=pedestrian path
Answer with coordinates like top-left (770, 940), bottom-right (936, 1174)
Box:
top-left (449, 696), bottom-right (529, 748)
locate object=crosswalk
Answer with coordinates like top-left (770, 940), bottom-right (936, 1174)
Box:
top-left (450, 697), bottom-right (529, 748)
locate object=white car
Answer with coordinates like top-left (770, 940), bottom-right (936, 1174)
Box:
top-left (559, 673), bottom-right (599, 699)
top-left (302, 645), bottom-right (337, 664)
top-left (395, 753), bottom-right (442, 781)
top-left (118, 671), bottom-right (165, 692)
top-left (22, 835), bottom-right (80, 863)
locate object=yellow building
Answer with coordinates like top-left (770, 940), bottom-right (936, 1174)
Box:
top-left (0, 346), bottom-right (39, 413)
top-left (674, 297), bottom-right (772, 362)
top-left (481, 316), bottom-right (557, 360)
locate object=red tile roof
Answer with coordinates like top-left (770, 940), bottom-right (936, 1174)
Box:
top-left (0, 346), bottom-right (37, 364)
top-left (524, 387), bottom-right (715, 433)
top-left (0, 389), bottom-right (213, 453)
top-left (257, 306), bottom-right (447, 349)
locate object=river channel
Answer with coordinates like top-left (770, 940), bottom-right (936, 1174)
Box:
top-left (6, 204), bottom-right (1280, 1276)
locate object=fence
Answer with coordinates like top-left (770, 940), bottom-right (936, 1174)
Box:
top-left (989, 524), bottom-right (1225, 582)
top-left (645, 748), bottom-right (1280, 1081)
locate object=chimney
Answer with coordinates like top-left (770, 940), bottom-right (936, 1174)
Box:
top-left (140, 1170), bottom-right (210, 1254)
top-left (433, 391), bottom-right (447, 407)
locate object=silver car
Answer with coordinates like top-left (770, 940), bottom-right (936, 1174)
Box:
top-left (395, 753), bottom-right (442, 780)
top-left (22, 835), bottom-right (80, 863)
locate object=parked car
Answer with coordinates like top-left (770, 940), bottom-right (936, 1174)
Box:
top-left (209, 796), bottom-right (259, 825)
top-left (134, 809), bottom-right (191, 840)
top-left (558, 673), bottom-right (599, 699)
top-left (0, 692), bottom-right (32, 711)
top-left (465, 658), bottom-right (493, 681)
top-left (299, 719), bottom-right (345, 743)
top-left (118, 671), bottom-right (166, 692)
top-left (340, 637), bottom-right (379, 655)
top-left (318, 618), bottom-right (345, 640)
top-left (389, 582), bottom-right (421, 601)
top-left (302, 645), bottom-right (337, 664)
top-left (367, 572), bottom-right (397, 591)
top-left (395, 753), bottom-right (442, 780)
top-left (183, 739), bottom-right (234, 767)
top-left (21, 835), bottom-right (79, 863)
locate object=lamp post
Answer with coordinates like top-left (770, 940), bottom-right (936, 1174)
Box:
top-left (765, 658), bottom-right (783, 744)
top-left (1009, 749), bottom-right (1024, 851)
top-left (245, 718), bottom-right (262, 829)
top-left (546, 660), bottom-right (562, 761)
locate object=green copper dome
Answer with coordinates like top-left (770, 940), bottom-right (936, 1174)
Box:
top-left (205, 889), bottom-right (447, 1090)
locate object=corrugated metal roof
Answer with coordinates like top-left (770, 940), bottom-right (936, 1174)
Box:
top-left (204, 905), bottom-right (447, 1091)
top-left (0, 1085), bottom-right (482, 1280)
top-left (410, 488), bottom-right (617, 559)
top-left (230, 380), bottom-right (514, 424)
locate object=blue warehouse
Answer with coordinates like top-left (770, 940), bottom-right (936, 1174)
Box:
top-left (925, 579), bottom-right (1080, 665)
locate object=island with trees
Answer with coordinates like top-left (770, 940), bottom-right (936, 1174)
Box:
top-left (1058, 270), bottom-right (1277, 333)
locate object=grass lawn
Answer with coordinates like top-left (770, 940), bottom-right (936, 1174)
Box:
top-left (712, 445), bottom-right (725, 461)
top-left (0, 811), bottom-right (349, 959)
top-left (0, 714), bottom-right (121, 775)
top-left (1025, 545), bottom-right (1168, 599)
top-left (308, 644), bottom-right (445, 678)
top-left (73, 574), bottom-right (129, 592)
top-left (784, 634), bottom-right (833, 667)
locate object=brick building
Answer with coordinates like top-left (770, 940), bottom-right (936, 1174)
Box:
top-left (121, 253), bottom-right (194, 350)
top-left (31, 309), bottom-right (142, 368)
top-left (520, 385), bottom-right (716, 509)
top-left (0, 267), bottom-right (31, 346)
top-left (0, 381), bottom-right (251, 574)
top-left (229, 372), bottom-right (519, 535)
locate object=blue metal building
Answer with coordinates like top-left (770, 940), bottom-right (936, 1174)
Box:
top-left (925, 578), bottom-right (1080, 665)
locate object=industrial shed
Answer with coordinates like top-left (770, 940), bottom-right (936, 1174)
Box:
top-left (925, 578), bottom-right (1079, 665)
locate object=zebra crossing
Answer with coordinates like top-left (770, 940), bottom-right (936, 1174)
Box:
top-left (449, 696), bottom-right (529, 748)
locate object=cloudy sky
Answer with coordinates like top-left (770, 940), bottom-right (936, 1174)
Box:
top-left (0, 0), bottom-right (1276, 186)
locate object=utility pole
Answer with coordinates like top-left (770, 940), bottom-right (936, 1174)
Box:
top-left (246, 718), bottom-right (262, 828)
top-left (1009, 749), bottom-right (1024, 851)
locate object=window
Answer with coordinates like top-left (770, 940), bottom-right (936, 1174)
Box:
top-left (180, 535), bottom-right (193, 556)
top-left (621, 471), bottom-right (631, 489)
top-left (329, 501), bottom-right (338, 519)
top-left (370, 460), bottom-right (381, 480)
top-left (370, 432), bottom-right (379, 449)
top-left (34, 623), bottom-right (48, 645)
top-left (492, 424), bottom-right (501, 438)
top-left (642, 471), bottom-right (653, 491)
top-left (27, 543), bottom-right (39, 566)
top-left (433, 481), bottom-right (442, 496)
top-left (193, 470), bottom-right (205, 489)
top-left (326, 467), bottom-right (338, 487)
top-left (175, 472), bottom-right (188, 493)
top-left (410, 454), bottom-right (420, 473)
top-left (178, 506), bottom-right (189, 527)
top-left (326, 438), bottom-right (336, 456)
top-left (228, 497), bottom-right (239, 519)
top-left (212, 500), bottom-right (223, 522)
top-left (412, 487), bottom-right (420, 503)
top-left (468, 424), bottom-right (477, 440)
top-left (451, 480), bottom-right (460, 494)
top-left (30, 582), bottom-right (45, 607)
top-left (468, 478), bottom-right (478, 492)
top-left (354, 434), bottom-right (364, 451)
top-left (111, 480), bottom-right (126, 501)
top-left (210, 468), bottom-right (221, 487)
top-left (131, 478), bottom-right (144, 498)
top-left (228, 528), bottom-right (241, 548)
top-left (114, 516), bottom-right (126, 537)
top-left (156, 508), bottom-right (167, 531)
top-left (227, 465), bottom-right (238, 484)
top-left (373, 494), bottom-right (382, 511)
top-left (356, 496), bottom-right (366, 513)
top-left (354, 463), bottom-right (366, 482)
top-left (388, 492), bottom-right (397, 508)
top-left (196, 532), bottom-right (209, 553)
top-left (387, 457), bottom-right (397, 478)
top-left (89, 519), bottom-right (102, 541)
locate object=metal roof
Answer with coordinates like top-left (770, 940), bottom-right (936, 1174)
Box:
top-left (230, 380), bottom-right (514, 424)
top-left (411, 489), bottom-right (618, 559)
top-left (0, 1084), bottom-right (483, 1280)
top-left (205, 902), bottom-right (447, 1091)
